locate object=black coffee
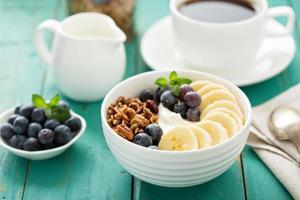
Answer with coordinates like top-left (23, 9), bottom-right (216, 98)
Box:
top-left (178, 0), bottom-right (256, 23)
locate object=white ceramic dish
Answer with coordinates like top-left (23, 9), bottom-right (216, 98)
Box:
top-left (101, 70), bottom-right (252, 187)
top-left (0, 109), bottom-right (86, 160)
top-left (140, 16), bottom-right (296, 86)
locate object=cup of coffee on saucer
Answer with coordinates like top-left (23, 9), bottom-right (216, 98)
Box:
top-left (140, 0), bottom-right (296, 86)
top-left (171, 0), bottom-right (295, 70)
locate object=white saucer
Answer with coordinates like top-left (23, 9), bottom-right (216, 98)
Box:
top-left (140, 16), bottom-right (296, 87)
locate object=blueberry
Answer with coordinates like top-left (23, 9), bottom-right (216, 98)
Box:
top-left (8, 114), bottom-right (19, 125)
top-left (54, 125), bottom-right (72, 146)
top-left (0, 123), bottom-right (15, 139)
top-left (186, 107), bottom-right (200, 122)
top-left (133, 133), bottom-right (153, 147)
top-left (148, 145), bottom-right (159, 150)
top-left (19, 105), bottom-right (34, 119)
top-left (173, 102), bottom-right (188, 118)
top-left (23, 138), bottom-right (40, 151)
top-left (13, 116), bottom-right (28, 134)
top-left (14, 105), bottom-right (22, 114)
top-left (65, 116), bottom-right (82, 132)
top-left (58, 101), bottom-right (69, 110)
top-left (179, 84), bottom-right (193, 101)
top-left (155, 86), bottom-right (169, 102)
top-left (144, 124), bottom-right (163, 144)
top-left (43, 142), bottom-right (57, 150)
top-left (44, 119), bottom-right (60, 130)
top-left (139, 89), bottom-right (154, 102)
top-left (184, 91), bottom-right (201, 107)
top-left (31, 108), bottom-right (47, 124)
top-left (160, 90), bottom-right (177, 110)
top-left (10, 135), bottom-right (27, 149)
top-left (27, 122), bottom-right (42, 138)
top-left (38, 129), bottom-right (54, 145)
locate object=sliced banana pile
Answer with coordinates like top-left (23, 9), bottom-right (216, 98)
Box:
top-left (158, 80), bottom-right (244, 151)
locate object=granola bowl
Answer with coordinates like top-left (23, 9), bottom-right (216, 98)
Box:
top-left (101, 70), bottom-right (251, 187)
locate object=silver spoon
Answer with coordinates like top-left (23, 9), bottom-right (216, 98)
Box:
top-left (268, 107), bottom-right (300, 152)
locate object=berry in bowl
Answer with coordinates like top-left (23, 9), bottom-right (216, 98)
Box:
top-left (101, 70), bottom-right (251, 187)
top-left (0, 94), bottom-right (86, 160)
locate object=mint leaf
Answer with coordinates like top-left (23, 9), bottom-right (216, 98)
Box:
top-left (32, 94), bottom-right (48, 109)
top-left (170, 85), bottom-right (180, 96)
top-left (49, 94), bottom-right (60, 107)
top-left (155, 77), bottom-right (168, 88)
top-left (177, 78), bottom-right (192, 85)
top-left (49, 105), bottom-right (71, 123)
top-left (169, 71), bottom-right (178, 80)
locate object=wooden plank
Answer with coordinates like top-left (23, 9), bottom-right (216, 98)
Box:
top-left (133, 0), bottom-right (246, 199)
top-left (0, 1), bottom-right (56, 199)
top-left (22, 0), bottom-right (135, 199)
top-left (241, 0), bottom-right (299, 199)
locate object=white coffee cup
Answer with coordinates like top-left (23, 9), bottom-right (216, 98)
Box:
top-left (35, 13), bottom-right (126, 102)
top-left (170, 0), bottom-right (295, 70)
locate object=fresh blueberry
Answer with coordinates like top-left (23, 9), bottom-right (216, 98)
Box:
top-left (31, 108), bottom-right (47, 124)
top-left (139, 89), bottom-right (154, 102)
top-left (65, 116), bottom-right (82, 132)
top-left (186, 107), bottom-right (200, 122)
top-left (133, 133), bottom-right (153, 147)
top-left (38, 129), bottom-right (54, 145)
top-left (179, 84), bottom-right (193, 101)
top-left (148, 145), bottom-right (159, 150)
top-left (144, 124), bottom-right (163, 144)
top-left (13, 116), bottom-right (29, 134)
top-left (14, 105), bottom-right (22, 114)
top-left (10, 135), bottom-right (27, 149)
top-left (54, 125), bottom-right (72, 146)
top-left (173, 102), bottom-right (188, 118)
top-left (155, 86), bottom-right (169, 102)
top-left (44, 119), bottom-right (60, 130)
top-left (160, 90), bottom-right (177, 110)
top-left (23, 138), bottom-right (40, 151)
top-left (43, 142), bottom-right (57, 150)
top-left (19, 105), bottom-right (34, 119)
top-left (27, 122), bottom-right (42, 138)
top-left (184, 91), bottom-right (201, 107)
top-left (58, 101), bottom-right (69, 110)
top-left (0, 123), bottom-right (15, 139)
top-left (8, 114), bottom-right (19, 125)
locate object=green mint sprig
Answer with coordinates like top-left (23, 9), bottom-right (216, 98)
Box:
top-left (155, 71), bottom-right (192, 96)
top-left (32, 94), bottom-right (71, 123)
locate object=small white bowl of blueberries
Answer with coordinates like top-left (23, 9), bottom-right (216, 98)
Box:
top-left (0, 94), bottom-right (86, 160)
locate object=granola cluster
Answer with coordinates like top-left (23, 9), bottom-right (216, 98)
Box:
top-left (107, 96), bottom-right (158, 141)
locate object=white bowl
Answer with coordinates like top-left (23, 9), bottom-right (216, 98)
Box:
top-left (0, 109), bottom-right (86, 160)
top-left (101, 70), bottom-right (251, 187)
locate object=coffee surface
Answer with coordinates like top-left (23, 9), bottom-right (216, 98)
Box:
top-left (179, 0), bottom-right (256, 23)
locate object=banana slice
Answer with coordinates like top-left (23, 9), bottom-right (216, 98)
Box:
top-left (158, 126), bottom-right (198, 151)
top-left (208, 107), bottom-right (243, 128)
top-left (201, 100), bottom-right (243, 121)
top-left (197, 83), bottom-right (228, 97)
top-left (199, 89), bottom-right (237, 112)
top-left (202, 111), bottom-right (239, 137)
top-left (197, 120), bottom-right (229, 145)
top-left (190, 126), bottom-right (213, 149)
top-left (190, 80), bottom-right (212, 91)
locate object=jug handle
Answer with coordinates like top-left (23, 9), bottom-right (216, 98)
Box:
top-left (35, 19), bottom-right (60, 66)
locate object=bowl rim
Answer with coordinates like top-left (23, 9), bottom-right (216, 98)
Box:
top-left (101, 69), bottom-right (252, 155)
top-left (0, 108), bottom-right (87, 156)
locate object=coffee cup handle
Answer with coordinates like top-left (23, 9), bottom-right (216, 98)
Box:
top-left (266, 6), bottom-right (295, 37)
top-left (35, 19), bottom-right (60, 66)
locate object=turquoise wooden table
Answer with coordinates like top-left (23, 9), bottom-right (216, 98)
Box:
top-left (0, 0), bottom-right (299, 199)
